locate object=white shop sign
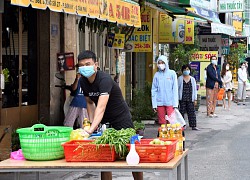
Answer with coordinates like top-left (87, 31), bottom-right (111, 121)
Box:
top-left (219, 0), bottom-right (244, 13)
top-left (199, 35), bottom-right (222, 57)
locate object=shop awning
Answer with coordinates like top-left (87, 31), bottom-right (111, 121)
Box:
top-left (10, 0), bottom-right (141, 27)
top-left (186, 6), bottom-right (235, 36)
top-left (146, 0), bottom-right (187, 15)
top-left (211, 23), bottom-right (235, 37)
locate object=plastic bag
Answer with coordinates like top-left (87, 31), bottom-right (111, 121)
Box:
top-left (10, 149), bottom-right (25, 160)
top-left (165, 108), bottom-right (186, 127)
top-left (217, 88), bottom-right (225, 100)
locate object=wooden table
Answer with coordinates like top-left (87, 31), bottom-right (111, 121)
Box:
top-left (0, 150), bottom-right (188, 180)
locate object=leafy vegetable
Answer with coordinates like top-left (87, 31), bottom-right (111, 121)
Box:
top-left (94, 128), bottom-right (136, 157)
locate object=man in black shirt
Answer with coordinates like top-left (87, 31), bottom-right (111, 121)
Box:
top-left (77, 50), bottom-right (142, 180)
top-left (78, 50), bottom-right (134, 133)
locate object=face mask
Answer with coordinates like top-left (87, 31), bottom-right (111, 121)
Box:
top-left (78, 66), bottom-right (95, 78)
top-left (211, 60), bottom-right (217, 66)
top-left (226, 66), bottom-right (229, 70)
top-left (242, 65), bottom-right (246, 69)
top-left (158, 64), bottom-right (166, 71)
top-left (183, 70), bottom-right (190, 76)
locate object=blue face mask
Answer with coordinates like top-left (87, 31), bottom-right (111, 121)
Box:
top-left (183, 70), bottom-right (190, 76)
top-left (79, 66), bottom-right (95, 78)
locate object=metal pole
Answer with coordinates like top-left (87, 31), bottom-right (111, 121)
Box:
top-left (185, 155), bottom-right (189, 180)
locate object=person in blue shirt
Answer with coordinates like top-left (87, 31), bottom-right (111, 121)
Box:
top-left (151, 55), bottom-right (178, 125)
top-left (64, 67), bottom-right (88, 128)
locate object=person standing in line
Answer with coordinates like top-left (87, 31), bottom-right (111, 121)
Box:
top-left (151, 55), bottom-right (178, 125)
top-left (77, 50), bottom-right (142, 180)
top-left (237, 62), bottom-right (248, 105)
top-left (221, 62), bottom-right (233, 110)
top-left (206, 56), bottom-right (223, 118)
top-left (178, 64), bottom-right (199, 130)
top-left (64, 66), bottom-right (88, 128)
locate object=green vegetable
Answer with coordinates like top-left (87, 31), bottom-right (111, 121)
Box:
top-left (94, 128), bottom-right (136, 158)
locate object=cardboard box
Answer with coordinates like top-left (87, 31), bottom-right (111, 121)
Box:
top-left (0, 126), bottom-right (11, 161)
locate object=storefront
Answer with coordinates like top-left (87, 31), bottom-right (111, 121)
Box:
top-left (0, 0), bottom-right (141, 128)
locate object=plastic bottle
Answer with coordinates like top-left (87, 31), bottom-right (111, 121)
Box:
top-left (170, 124), bottom-right (176, 138)
top-left (176, 123), bottom-right (183, 155)
top-left (83, 118), bottom-right (90, 130)
top-left (126, 135), bottom-right (140, 165)
top-left (166, 124), bottom-right (171, 139)
top-left (161, 124), bottom-right (167, 138)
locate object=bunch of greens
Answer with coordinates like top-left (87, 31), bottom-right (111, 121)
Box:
top-left (94, 128), bottom-right (136, 157)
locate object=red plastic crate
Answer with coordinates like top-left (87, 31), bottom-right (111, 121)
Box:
top-left (127, 139), bottom-right (177, 163)
top-left (62, 140), bottom-right (116, 162)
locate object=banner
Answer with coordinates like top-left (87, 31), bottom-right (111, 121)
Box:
top-left (125, 7), bottom-right (152, 52)
top-left (191, 51), bottom-right (218, 62)
top-left (233, 12), bottom-right (243, 32)
top-left (159, 13), bottom-right (185, 43)
top-left (221, 35), bottom-right (230, 55)
top-left (219, 0), bottom-right (244, 13)
top-left (88, 0), bottom-right (100, 18)
top-left (116, 1), bottom-right (132, 26)
top-left (189, 0), bottom-right (217, 12)
top-left (184, 16), bottom-right (194, 44)
top-left (199, 35), bottom-right (222, 57)
top-left (11, 0), bottom-right (141, 27)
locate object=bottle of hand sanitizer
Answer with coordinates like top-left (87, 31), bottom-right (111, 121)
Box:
top-left (126, 135), bottom-right (140, 165)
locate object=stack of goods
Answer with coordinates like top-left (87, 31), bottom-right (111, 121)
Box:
top-left (158, 123), bottom-right (185, 156)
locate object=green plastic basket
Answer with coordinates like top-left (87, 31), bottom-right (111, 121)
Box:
top-left (17, 124), bottom-right (72, 161)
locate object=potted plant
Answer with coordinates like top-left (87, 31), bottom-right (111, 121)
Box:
top-left (133, 121), bottom-right (145, 136)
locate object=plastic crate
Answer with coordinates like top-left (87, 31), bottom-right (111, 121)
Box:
top-left (62, 140), bottom-right (116, 162)
top-left (17, 124), bottom-right (72, 161)
top-left (127, 139), bottom-right (177, 163)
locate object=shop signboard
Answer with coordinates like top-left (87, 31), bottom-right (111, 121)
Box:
top-left (185, 16), bottom-right (194, 44)
top-left (179, 0), bottom-right (217, 12)
top-left (191, 51), bottom-right (218, 84)
top-left (219, 0), bottom-right (244, 13)
top-left (221, 35), bottom-right (230, 55)
top-left (10, 0), bottom-right (141, 27)
top-left (57, 52), bottom-right (75, 72)
top-left (159, 13), bottom-right (185, 43)
top-left (192, 51), bottom-right (218, 62)
top-left (199, 35), bottom-right (222, 57)
top-left (112, 34), bottom-right (125, 49)
top-left (125, 7), bottom-right (152, 52)
top-left (233, 12), bottom-right (243, 32)
top-left (189, 6), bottom-right (220, 23)
top-left (190, 61), bottom-right (200, 82)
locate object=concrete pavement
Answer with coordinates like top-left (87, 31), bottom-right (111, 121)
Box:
top-left (0, 92), bottom-right (250, 179)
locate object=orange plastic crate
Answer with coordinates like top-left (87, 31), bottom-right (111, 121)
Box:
top-left (127, 139), bottom-right (177, 163)
top-left (62, 140), bottom-right (116, 162)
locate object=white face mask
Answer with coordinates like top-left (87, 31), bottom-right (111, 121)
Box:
top-left (211, 60), bottom-right (217, 66)
top-left (226, 66), bottom-right (229, 70)
top-left (242, 65), bottom-right (246, 69)
top-left (158, 64), bottom-right (166, 71)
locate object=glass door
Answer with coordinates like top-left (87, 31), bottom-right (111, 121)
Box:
top-left (1, 3), bottom-right (38, 128)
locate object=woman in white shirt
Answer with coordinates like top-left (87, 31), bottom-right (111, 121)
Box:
top-left (237, 62), bottom-right (248, 105)
top-left (221, 62), bottom-right (233, 110)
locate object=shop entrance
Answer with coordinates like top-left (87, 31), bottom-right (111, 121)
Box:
top-left (0, 3), bottom-right (38, 128)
